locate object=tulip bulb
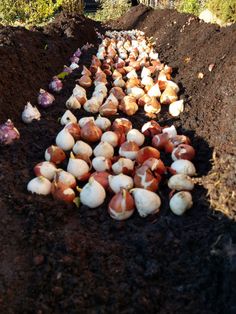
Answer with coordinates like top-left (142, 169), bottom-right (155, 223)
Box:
top-left (162, 125), bottom-right (177, 138)
top-left (169, 100), bottom-right (184, 117)
top-left (127, 129), bottom-right (145, 146)
top-left (79, 116), bottom-right (94, 128)
top-left (170, 160), bottom-right (196, 177)
top-left (80, 177), bottom-right (106, 208)
top-left (172, 144), bottom-right (195, 161)
top-left (95, 115), bottom-right (111, 131)
top-left (134, 165), bottom-right (160, 192)
top-left (73, 85), bottom-right (87, 105)
top-left (45, 145), bottom-right (66, 164)
top-left (136, 147), bottom-right (160, 164)
top-left (160, 86), bottom-right (178, 105)
top-left (27, 176), bottom-right (51, 195)
top-left (78, 75), bottom-right (92, 88)
top-left (112, 158), bottom-right (135, 175)
top-left (168, 174), bottom-right (194, 191)
top-left (60, 110), bottom-right (77, 125)
top-left (22, 102), bottom-right (41, 124)
top-left (90, 171), bottom-right (109, 189)
top-left (34, 161), bottom-right (57, 181)
top-left (65, 122), bottom-right (81, 140)
top-left (119, 96), bottom-right (138, 116)
top-left (83, 98), bottom-right (100, 113)
top-left (147, 83), bottom-right (161, 98)
top-left (56, 128), bottom-right (75, 151)
top-left (109, 87), bottom-right (126, 101)
top-left (131, 188), bottom-right (161, 217)
top-left (73, 140), bottom-right (93, 157)
top-left (108, 174), bottom-right (134, 194)
top-left (51, 182), bottom-right (76, 203)
top-left (67, 153), bottom-right (90, 181)
top-left (142, 120), bottom-right (162, 137)
top-left (108, 189), bottom-right (135, 221)
top-left (92, 156), bottom-right (111, 172)
top-left (81, 121), bottom-right (102, 143)
top-left (54, 169), bottom-right (76, 188)
top-left (101, 131), bottom-right (119, 147)
top-left (170, 191), bottom-right (193, 215)
top-left (112, 118), bottom-right (132, 134)
top-left (66, 95), bottom-right (81, 110)
top-left (119, 141), bottom-right (139, 160)
top-left (94, 141), bottom-right (114, 158)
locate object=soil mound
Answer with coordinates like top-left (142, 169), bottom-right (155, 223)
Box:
top-left (0, 13), bottom-right (99, 122)
top-left (0, 5), bottom-right (235, 314)
top-left (110, 5), bottom-right (236, 155)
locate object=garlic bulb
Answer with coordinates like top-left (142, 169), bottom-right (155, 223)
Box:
top-left (127, 129), bottom-right (145, 146)
top-left (22, 102), bottom-right (41, 124)
top-left (169, 191), bottom-right (193, 215)
top-left (93, 141), bottom-right (114, 158)
top-left (131, 188), bottom-right (161, 217)
top-left (60, 110), bottom-right (77, 125)
top-left (168, 174), bottom-right (194, 191)
top-left (80, 178), bottom-right (106, 208)
top-left (73, 140), bottom-right (93, 157)
top-left (27, 176), bottom-right (51, 195)
top-left (56, 128), bottom-right (75, 151)
top-left (66, 95), bottom-right (81, 110)
top-left (108, 174), bottom-right (134, 194)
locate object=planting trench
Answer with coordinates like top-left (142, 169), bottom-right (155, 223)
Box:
top-left (0, 6), bottom-right (235, 314)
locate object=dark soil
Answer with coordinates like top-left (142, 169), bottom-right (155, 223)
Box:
top-left (0, 6), bottom-right (235, 314)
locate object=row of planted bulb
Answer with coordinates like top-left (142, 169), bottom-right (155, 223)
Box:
top-left (26, 29), bottom-right (197, 220)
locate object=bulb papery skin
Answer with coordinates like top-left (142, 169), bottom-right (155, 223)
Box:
top-left (94, 141), bottom-right (114, 158)
top-left (108, 174), bottom-right (134, 194)
top-left (34, 161), bottom-right (57, 181)
top-left (169, 191), bottom-right (193, 215)
top-left (95, 116), bottom-right (111, 131)
top-left (101, 131), bottom-right (119, 147)
top-left (22, 102), bottom-right (41, 124)
top-left (108, 190), bottom-right (135, 221)
top-left (73, 140), bottom-right (93, 157)
top-left (73, 85), bottom-right (87, 105)
top-left (80, 178), bottom-right (106, 208)
top-left (92, 156), bottom-right (111, 172)
top-left (60, 110), bottom-right (77, 125)
top-left (83, 98), bottom-right (100, 114)
top-left (136, 146), bottom-right (160, 164)
top-left (66, 95), bottom-right (81, 110)
top-left (168, 174), bottom-right (194, 191)
top-left (171, 160), bottom-right (196, 177)
top-left (67, 157), bottom-right (90, 180)
top-left (112, 158), bottom-right (135, 175)
top-left (81, 121), bottom-right (102, 143)
top-left (27, 177), bottom-right (51, 195)
top-left (56, 128), bottom-right (75, 151)
top-left (51, 182), bottom-right (76, 203)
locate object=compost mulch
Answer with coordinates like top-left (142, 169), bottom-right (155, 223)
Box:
top-left (0, 6), bottom-right (235, 314)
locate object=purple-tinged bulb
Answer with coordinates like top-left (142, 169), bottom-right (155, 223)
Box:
top-left (38, 89), bottom-right (55, 108)
top-left (0, 119), bottom-right (20, 145)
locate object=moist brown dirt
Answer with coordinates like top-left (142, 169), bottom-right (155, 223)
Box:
top-left (0, 6), bottom-right (236, 314)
